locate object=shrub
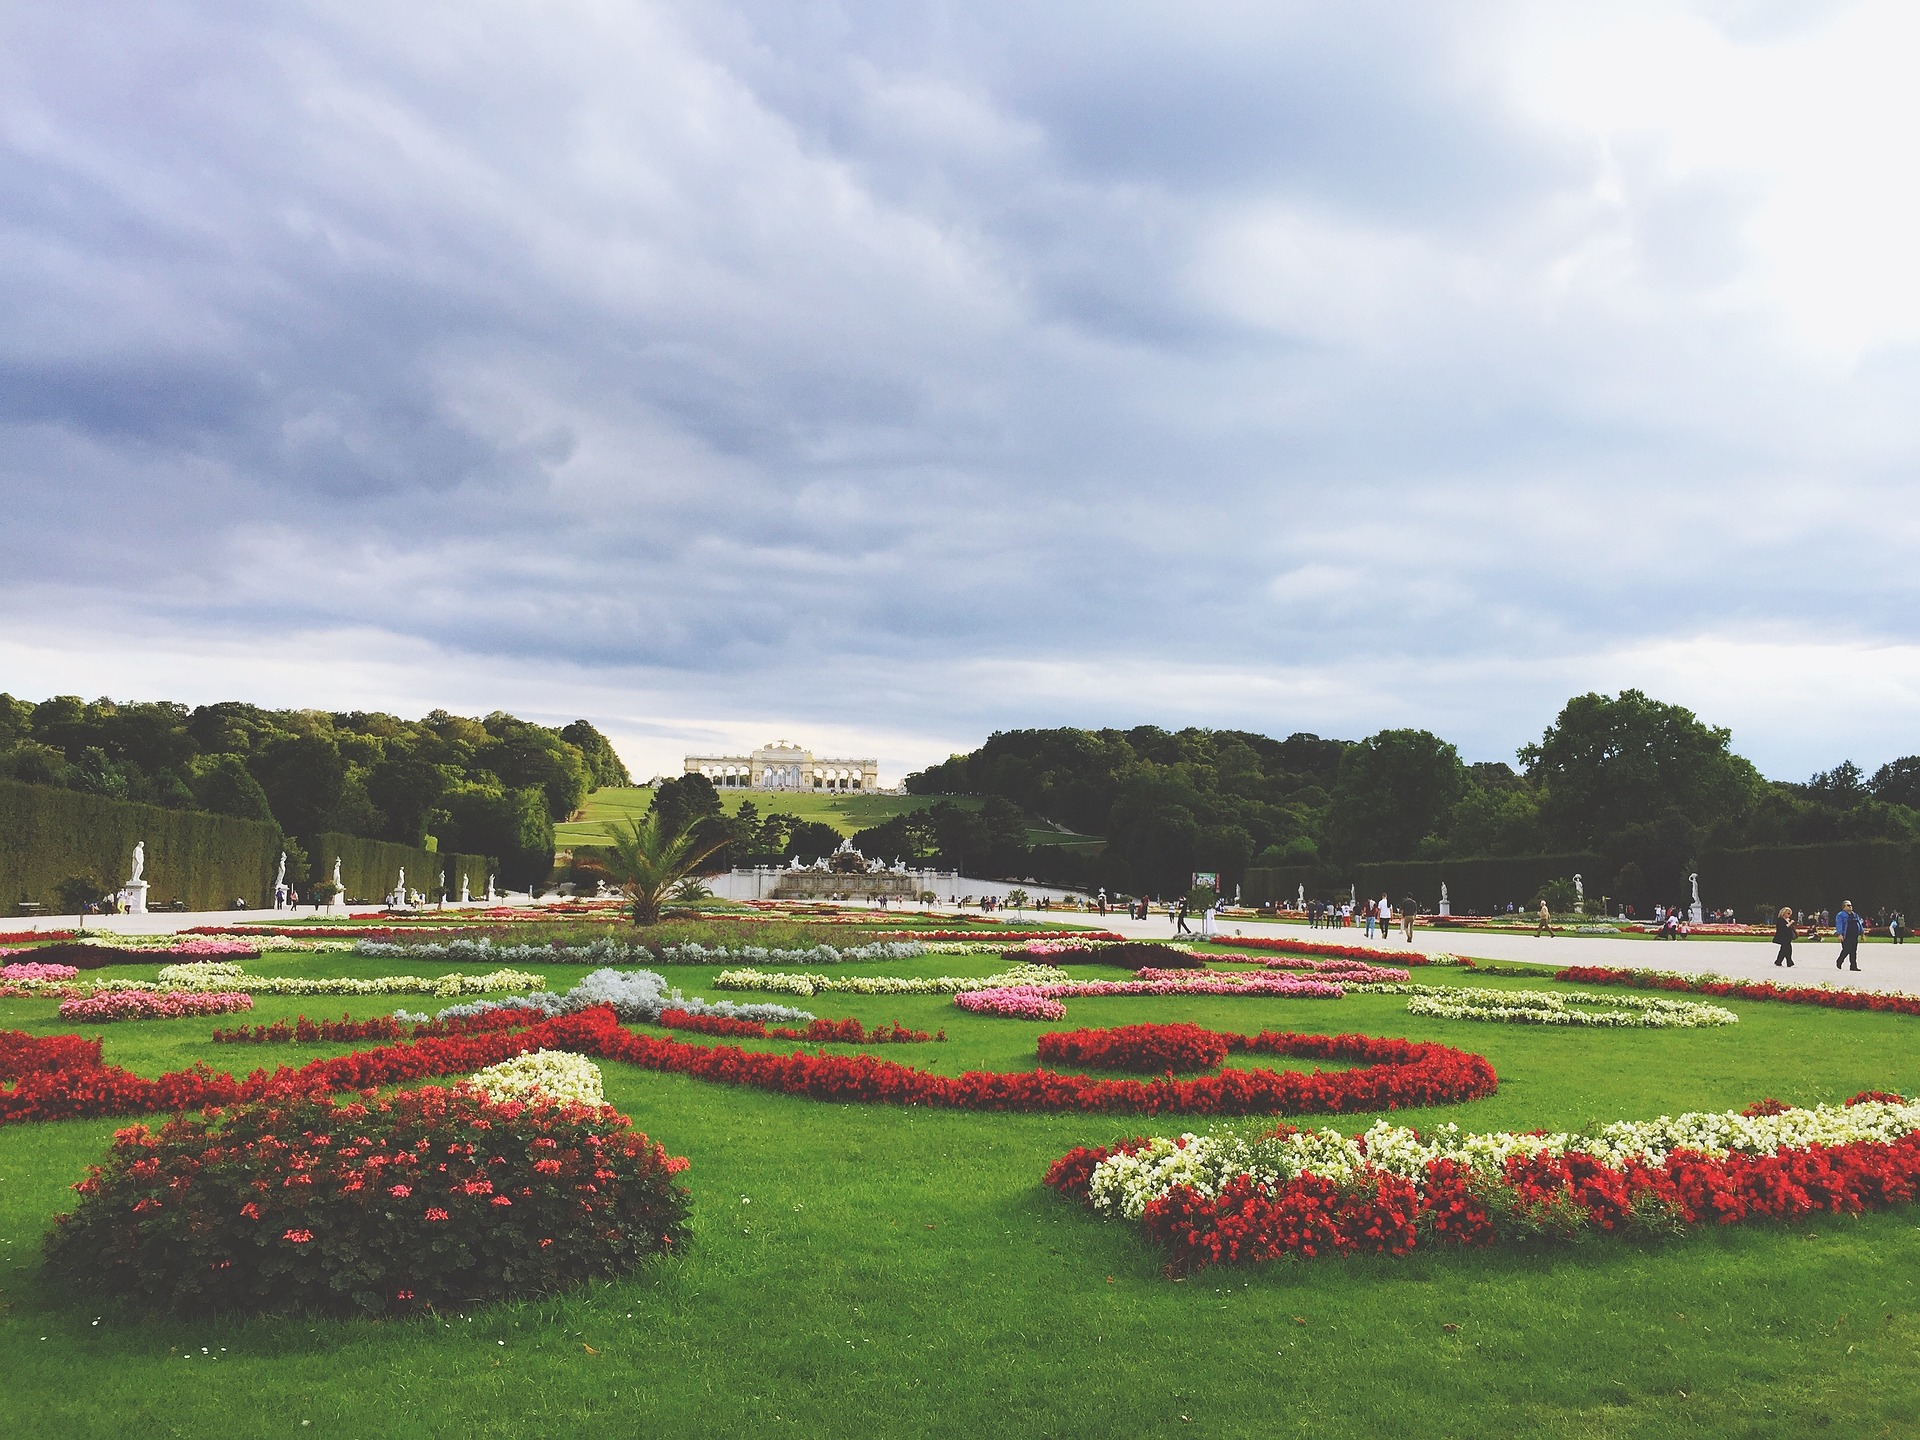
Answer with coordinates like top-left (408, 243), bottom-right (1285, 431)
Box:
top-left (43, 1086), bottom-right (689, 1317)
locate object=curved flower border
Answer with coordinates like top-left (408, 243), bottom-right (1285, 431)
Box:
top-left (0, 1011), bottom-right (1498, 1124)
top-left (1046, 1091), bottom-right (1920, 1270)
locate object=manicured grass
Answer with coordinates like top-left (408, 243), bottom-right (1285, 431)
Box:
top-left (556, 787), bottom-right (1100, 852)
top-left (5, 936), bottom-right (1920, 1436)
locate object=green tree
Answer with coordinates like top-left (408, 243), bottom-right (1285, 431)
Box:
top-left (252, 734), bottom-right (347, 835)
top-left (559, 720), bottom-right (632, 788)
top-left (366, 753), bottom-right (449, 847)
top-left (600, 813), bottom-right (728, 925)
top-left (1520, 690), bottom-right (1763, 849)
top-left (192, 755), bottom-right (276, 822)
top-left (1326, 729), bottom-right (1466, 862)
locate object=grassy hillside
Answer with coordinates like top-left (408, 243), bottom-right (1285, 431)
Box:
top-left (556, 787), bottom-right (1100, 852)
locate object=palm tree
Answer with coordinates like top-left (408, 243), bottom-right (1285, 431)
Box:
top-left (601, 812), bottom-right (727, 925)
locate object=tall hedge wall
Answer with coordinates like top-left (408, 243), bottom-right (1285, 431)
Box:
top-left (0, 778), bottom-right (280, 913)
top-left (1699, 842), bottom-right (1920, 919)
top-left (1246, 853), bottom-right (1604, 913)
top-left (1247, 843), bottom-right (1920, 918)
top-left (305, 833), bottom-right (494, 905)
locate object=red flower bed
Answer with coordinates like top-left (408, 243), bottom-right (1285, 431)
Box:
top-left (1038, 1024), bottom-right (1230, 1073)
top-left (656, 1009), bottom-right (937, 1044)
top-left (1041, 1138), bottom-right (1153, 1199)
top-left (0, 1012), bottom-right (1497, 1124)
top-left (44, 1086), bottom-right (689, 1316)
top-left (0, 930), bottom-right (79, 945)
top-left (212, 1014), bottom-right (407, 1045)
top-left (1553, 966), bottom-right (1920, 1019)
top-left (1047, 1109), bottom-right (1920, 1271)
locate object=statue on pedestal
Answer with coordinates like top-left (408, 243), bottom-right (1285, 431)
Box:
top-left (121, 841), bottom-right (150, 914)
top-left (1688, 872), bottom-right (1703, 925)
top-left (1439, 881), bottom-right (1450, 917)
top-left (460, 874), bottom-right (471, 904)
top-left (1296, 883), bottom-right (1305, 910)
top-left (1573, 873), bottom-right (1584, 910)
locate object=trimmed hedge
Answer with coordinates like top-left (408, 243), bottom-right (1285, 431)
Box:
top-left (305, 833), bottom-right (493, 905)
top-left (1699, 842), bottom-right (1920, 920)
top-left (1249, 844), bottom-right (1920, 919)
top-left (1246, 853), bottom-right (1603, 915)
top-left (0, 778), bottom-right (279, 913)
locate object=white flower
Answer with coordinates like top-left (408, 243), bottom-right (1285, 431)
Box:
top-left (467, 1050), bottom-right (605, 1106)
top-left (1087, 1098), bottom-right (1920, 1214)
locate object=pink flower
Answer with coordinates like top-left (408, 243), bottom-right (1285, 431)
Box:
top-left (388, 1184), bottom-right (411, 1197)
top-left (282, 1229), bottom-right (313, 1244)
top-left (424, 1207), bottom-right (450, 1221)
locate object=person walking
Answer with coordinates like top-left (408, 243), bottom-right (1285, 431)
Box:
top-left (1891, 910), bottom-right (1906, 945)
top-left (1773, 905), bottom-right (1795, 967)
top-left (1535, 897), bottom-right (1554, 937)
top-left (1175, 900), bottom-right (1192, 935)
top-left (1835, 900), bottom-right (1864, 971)
top-left (1401, 895), bottom-right (1417, 942)
top-left (1363, 903), bottom-right (1375, 939)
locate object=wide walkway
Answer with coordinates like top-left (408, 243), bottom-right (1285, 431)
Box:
top-left (963, 906), bottom-right (1920, 995)
top-left (3, 896), bottom-right (544, 937)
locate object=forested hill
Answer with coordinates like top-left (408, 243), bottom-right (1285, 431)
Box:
top-left (0, 693), bottom-right (630, 877)
top-left (905, 695), bottom-right (1920, 901)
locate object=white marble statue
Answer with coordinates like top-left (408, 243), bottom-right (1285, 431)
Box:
top-left (332, 857), bottom-right (343, 890)
top-left (396, 867), bottom-right (406, 896)
top-left (460, 874), bottom-right (471, 904)
top-left (1296, 883), bottom-right (1305, 909)
top-left (1574, 873), bottom-right (1584, 908)
top-left (275, 850), bottom-right (287, 889)
top-left (1439, 881), bottom-right (1451, 918)
top-left (1688, 872), bottom-right (1704, 924)
top-left (129, 841), bottom-right (145, 884)
top-left (485, 873), bottom-right (496, 902)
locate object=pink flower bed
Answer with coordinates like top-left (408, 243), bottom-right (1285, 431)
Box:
top-left (954, 973), bottom-right (1344, 1020)
top-left (167, 939), bottom-right (259, 957)
top-left (57, 990), bottom-right (254, 1023)
top-left (1, 962), bottom-right (80, 982)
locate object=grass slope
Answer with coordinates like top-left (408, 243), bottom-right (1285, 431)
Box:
top-left (556, 787), bottom-right (1100, 853)
top-left (3, 942), bottom-right (1920, 1437)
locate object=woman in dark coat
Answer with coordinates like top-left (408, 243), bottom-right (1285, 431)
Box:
top-left (1773, 906), bottom-right (1795, 967)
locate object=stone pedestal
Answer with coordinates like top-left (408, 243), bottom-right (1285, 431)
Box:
top-left (1438, 898), bottom-right (1451, 916)
top-left (1688, 903), bottom-right (1703, 924)
top-left (121, 880), bottom-right (149, 915)
top-left (326, 893), bottom-right (348, 915)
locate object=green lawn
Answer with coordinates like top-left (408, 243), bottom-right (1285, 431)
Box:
top-left (556, 786), bottom-right (1101, 853)
top-left (5, 938), bottom-right (1920, 1436)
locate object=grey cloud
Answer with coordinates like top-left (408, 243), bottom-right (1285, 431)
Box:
top-left (0, 1), bottom-right (1913, 777)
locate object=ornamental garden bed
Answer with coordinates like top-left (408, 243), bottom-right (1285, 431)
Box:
top-left (6, 911), bottom-right (1920, 1435)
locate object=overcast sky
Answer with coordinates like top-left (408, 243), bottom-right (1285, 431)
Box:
top-left (3, 1), bottom-right (1917, 784)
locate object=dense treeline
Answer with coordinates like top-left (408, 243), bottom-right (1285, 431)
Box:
top-left (903, 691), bottom-right (1920, 904)
top-left (0, 693), bottom-right (631, 884)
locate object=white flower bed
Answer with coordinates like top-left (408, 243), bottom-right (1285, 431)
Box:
top-left (39, 962), bottom-right (548, 998)
top-left (1389, 985), bottom-right (1737, 1028)
top-left (710, 962), bottom-right (1070, 998)
top-left (1088, 1097), bottom-right (1920, 1220)
top-left (467, 1050), bottom-right (605, 1106)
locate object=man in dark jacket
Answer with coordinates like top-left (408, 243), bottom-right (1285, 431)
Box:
top-left (1835, 900), bottom-right (1864, 971)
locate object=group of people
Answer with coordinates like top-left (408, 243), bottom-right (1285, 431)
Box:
top-left (1301, 895), bottom-right (1418, 942)
top-left (1772, 902), bottom-right (1906, 970)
